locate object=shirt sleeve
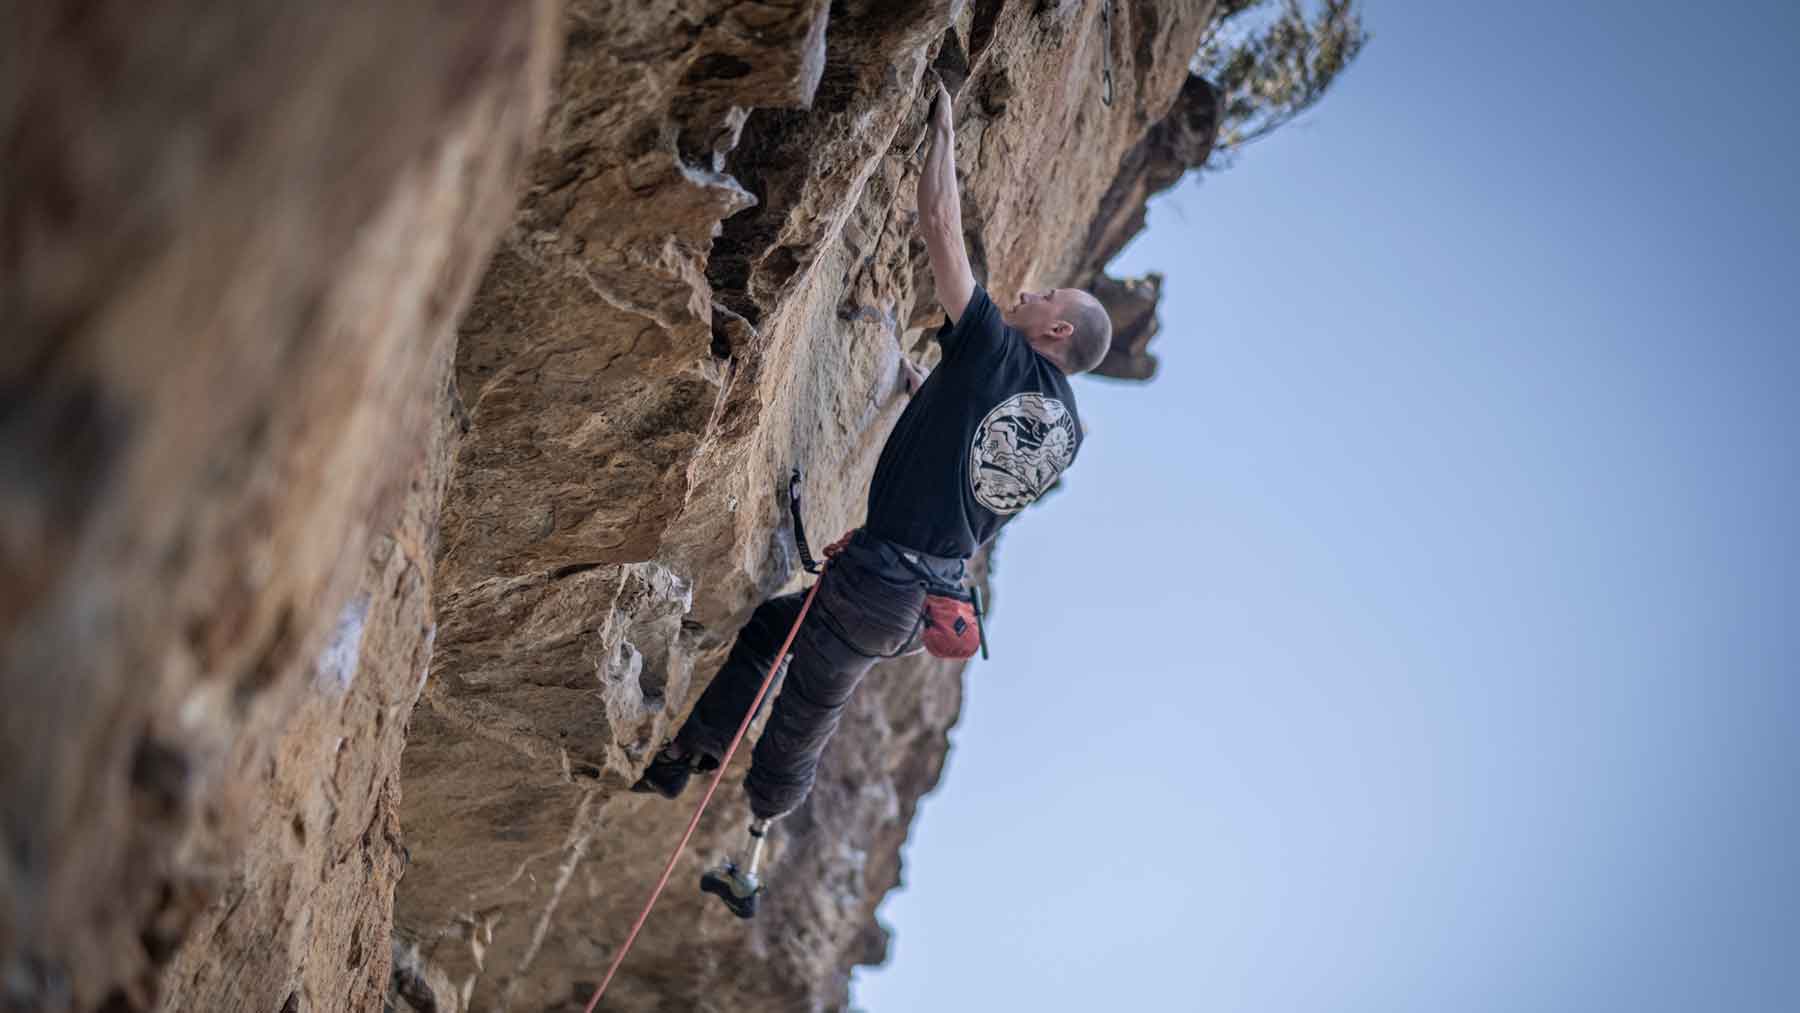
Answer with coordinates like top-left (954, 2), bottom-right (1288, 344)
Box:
top-left (933, 286), bottom-right (1007, 364)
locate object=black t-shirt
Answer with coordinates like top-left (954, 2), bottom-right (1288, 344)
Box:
top-left (865, 286), bottom-right (1083, 560)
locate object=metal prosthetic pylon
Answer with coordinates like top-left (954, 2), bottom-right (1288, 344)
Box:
top-left (700, 816), bottom-right (771, 919)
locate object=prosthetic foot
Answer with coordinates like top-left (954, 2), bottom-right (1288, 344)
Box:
top-left (700, 818), bottom-right (771, 919)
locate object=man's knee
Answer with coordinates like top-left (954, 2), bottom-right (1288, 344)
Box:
top-left (741, 596), bottom-right (807, 653)
top-left (744, 768), bottom-right (811, 821)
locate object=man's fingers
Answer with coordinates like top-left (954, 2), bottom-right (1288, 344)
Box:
top-left (931, 80), bottom-right (953, 128)
top-left (915, 82), bottom-right (952, 162)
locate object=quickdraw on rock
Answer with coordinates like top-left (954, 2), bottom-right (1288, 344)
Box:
top-left (788, 470), bottom-right (835, 575)
top-left (1100, 0), bottom-right (1115, 107)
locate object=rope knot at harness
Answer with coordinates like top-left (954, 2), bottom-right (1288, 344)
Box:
top-left (821, 530), bottom-right (856, 560)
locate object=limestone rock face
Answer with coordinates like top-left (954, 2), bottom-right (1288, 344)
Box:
top-left (3, 2), bottom-right (1218, 1012)
top-left (1078, 72), bottom-right (1221, 287)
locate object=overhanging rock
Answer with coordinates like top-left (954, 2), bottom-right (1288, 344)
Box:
top-left (393, 3), bottom-right (1217, 1011)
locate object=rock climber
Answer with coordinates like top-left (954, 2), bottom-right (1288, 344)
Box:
top-left (631, 80), bottom-right (1113, 918)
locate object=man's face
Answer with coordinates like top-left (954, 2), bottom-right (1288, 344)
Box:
top-left (1003, 287), bottom-right (1077, 340)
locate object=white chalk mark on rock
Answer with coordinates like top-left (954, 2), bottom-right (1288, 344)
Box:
top-left (316, 594), bottom-right (371, 695)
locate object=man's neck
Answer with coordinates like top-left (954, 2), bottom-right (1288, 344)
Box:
top-left (1028, 339), bottom-right (1070, 374)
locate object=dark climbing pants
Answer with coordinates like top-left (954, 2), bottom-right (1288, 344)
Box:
top-left (673, 530), bottom-right (961, 820)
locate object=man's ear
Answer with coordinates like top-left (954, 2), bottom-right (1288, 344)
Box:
top-left (1050, 318), bottom-right (1074, 339)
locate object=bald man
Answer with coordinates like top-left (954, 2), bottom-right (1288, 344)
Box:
top-left (633, 80), bottom-right (1112, 918)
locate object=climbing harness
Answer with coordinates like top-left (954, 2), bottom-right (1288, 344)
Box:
top-left (1100, 0), bottom-right (1115, 107)
top-left (582, 501), bottom-right (831, 1010)
top-left (790, 470), bottom-right (986, 661)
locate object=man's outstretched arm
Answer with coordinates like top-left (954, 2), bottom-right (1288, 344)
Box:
top-left (918, 80), bottom-right (976, 324)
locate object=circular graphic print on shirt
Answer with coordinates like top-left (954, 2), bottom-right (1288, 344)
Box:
top-left (970, 392), bottom-right (1078, 514)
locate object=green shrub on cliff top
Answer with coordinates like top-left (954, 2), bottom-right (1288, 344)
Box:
top-left (1197, 0), bottom-right (1369, 166)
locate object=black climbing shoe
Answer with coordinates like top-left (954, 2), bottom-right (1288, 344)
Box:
top-left (700, 862), bottom-right (762, 919)
top-left (631, 746), bottom-right (695, 799)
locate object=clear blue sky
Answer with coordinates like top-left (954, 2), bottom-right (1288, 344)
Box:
top-left (856, 1), bottom-right (1799, 1010)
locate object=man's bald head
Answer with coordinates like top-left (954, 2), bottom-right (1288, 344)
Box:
top-left (1003, 287), bottom-right (1113, 375)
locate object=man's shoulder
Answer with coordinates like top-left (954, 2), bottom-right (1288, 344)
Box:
top-left (959, 285), bottom-right (1005, 335)
top-left (937, 285), bottom-right (1012, 363)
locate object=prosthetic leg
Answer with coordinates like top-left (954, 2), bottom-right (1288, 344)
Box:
top-left (700, 817), bottom-right (771, 919)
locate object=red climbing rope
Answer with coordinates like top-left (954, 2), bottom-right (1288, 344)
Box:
top-left (583, 568), bottom-right (827, 1011)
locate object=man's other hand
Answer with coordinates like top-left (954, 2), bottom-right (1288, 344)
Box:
top-left (900, 355), bottom-right (928, 397)
top-left (931, 79), bottom-right (954, 136)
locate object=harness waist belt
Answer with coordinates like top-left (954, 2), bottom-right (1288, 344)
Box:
top-left (853, 529), bottom-right (966, 586)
